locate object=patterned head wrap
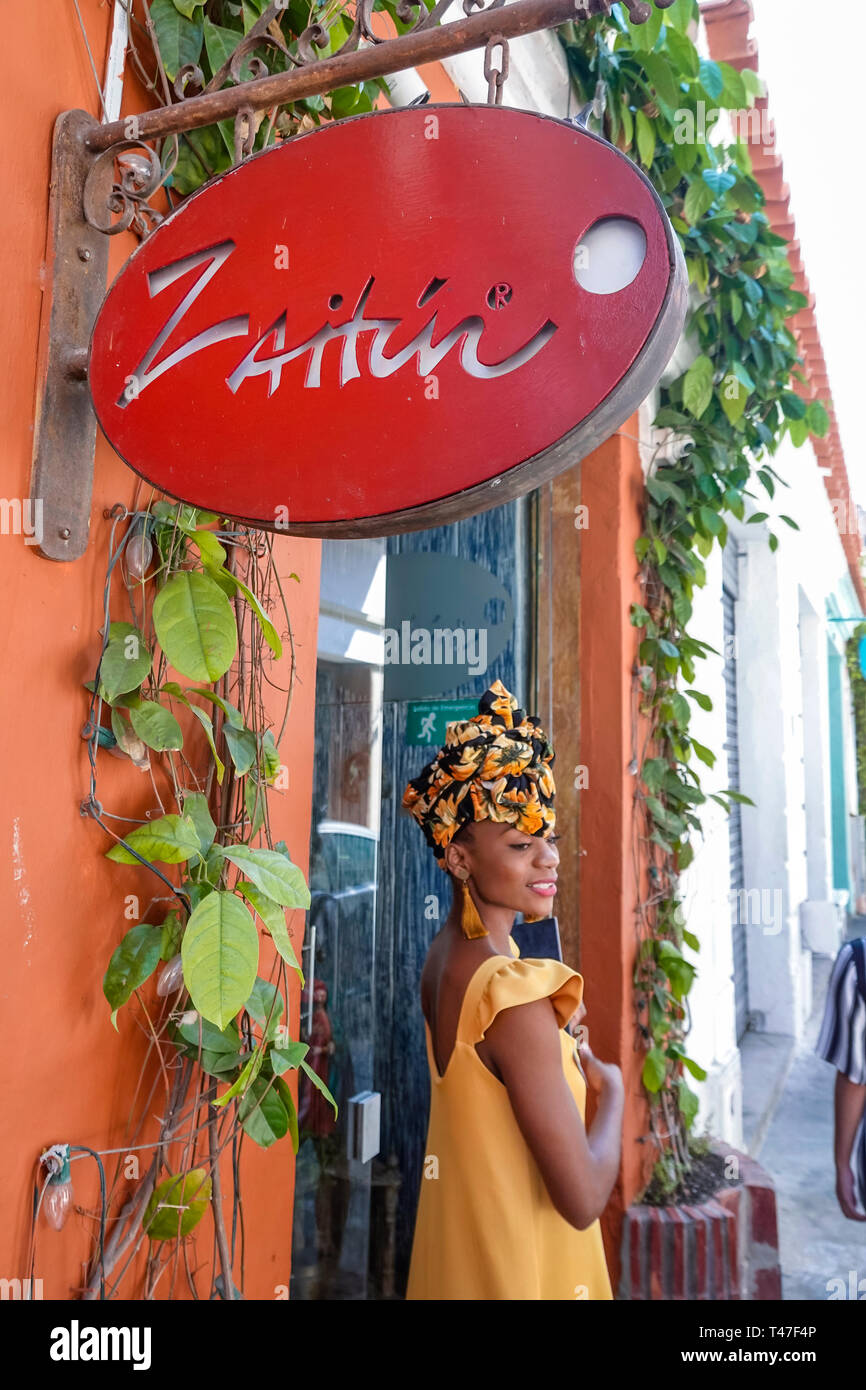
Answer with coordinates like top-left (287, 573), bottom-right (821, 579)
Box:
top-left (401, 679), bottom-right (556, 871)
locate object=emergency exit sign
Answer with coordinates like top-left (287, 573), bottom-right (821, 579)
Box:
top-left (406, 699), bottom-right (478, 746)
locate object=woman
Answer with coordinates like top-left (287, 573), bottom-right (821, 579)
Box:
top-left (402, 679), bottom-right (623, 1300)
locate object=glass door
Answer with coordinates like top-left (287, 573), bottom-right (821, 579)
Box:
top-left (290, 540), bottom-right (385, 1300)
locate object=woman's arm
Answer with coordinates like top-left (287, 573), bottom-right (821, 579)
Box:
top-left (834, 1071), bottom-right (866, 1222)
top-left (483, 997), bottom-right (624, 1231)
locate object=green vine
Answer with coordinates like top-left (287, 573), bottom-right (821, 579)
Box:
top-left (134, 0), bottom-right (410, 199)
top-left (81, 501), bottom-right (334, 1297)
top-left (560, 0), bottom-right (830, 1191)
top-left (845, 625), bottom-right (866, 820)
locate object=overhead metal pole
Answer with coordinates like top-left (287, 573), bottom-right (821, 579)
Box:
top-left (87, 0), bottom-right (672, 152)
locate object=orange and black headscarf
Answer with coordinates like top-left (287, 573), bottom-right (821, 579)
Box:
top-left (401, 679), bottom-right (556, 870)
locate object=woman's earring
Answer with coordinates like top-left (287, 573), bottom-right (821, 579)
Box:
top-left (455, 870), bottom-right (488, 939)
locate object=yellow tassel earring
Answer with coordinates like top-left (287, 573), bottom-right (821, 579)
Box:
top-left (454, 870), bottom-right (488, 939)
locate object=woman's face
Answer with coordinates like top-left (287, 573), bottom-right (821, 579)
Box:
top-left (446, 820), bottom-right (560, 917)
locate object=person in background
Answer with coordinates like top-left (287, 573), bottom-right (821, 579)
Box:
top-left (815, 936), bottom-right (866, 1222)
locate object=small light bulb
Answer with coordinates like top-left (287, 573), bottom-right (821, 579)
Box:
top-left (41, 1144), bottom-right (73, 1231)
top-left (43, 1180), bottom-right (73, 1231)
top-left (126, 530), bottom-right (153, 580)
top-left (157, 954), bottom-right (184, 997)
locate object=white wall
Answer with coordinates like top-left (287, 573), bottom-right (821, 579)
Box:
top-left (681, 429), bottom-right (862, 1145)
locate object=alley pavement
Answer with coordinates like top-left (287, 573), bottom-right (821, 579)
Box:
top-left (748, 922), bottom-right (866, 1301)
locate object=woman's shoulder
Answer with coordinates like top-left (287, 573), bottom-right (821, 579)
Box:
top-left (470, 955), bottom-right (584, 1043)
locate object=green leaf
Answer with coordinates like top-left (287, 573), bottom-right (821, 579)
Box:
top-left (626, 3), bottom-right (663, 50)
top-left (779, 514), bottom-right (800, 531)
top-left (176, 1015), bottom-right (241, 1056)
top-left (698, 57), bottom-right (723, 101)
top-left (718, 60), bottom-right (746, 109)
top-left (180, 791), bottom-right (217, 856)
top-left (274, 1076), bottom-right (299, 1154)
top-left (682, 1054), bottom-right (708, 1081)
top-left (678, 1079), bottom-right (699, 1127)
top-left (682, 355), bottom-right (714, 418)
top-left (204, 564), bottom-right (282, 659)
top-left (665, 27), bottom-right (699, 77)
top-left (160, 911), bottom-right (184, 961)
top-left (619, 98), bottom-right (634, 150)
top-left (642, 1046), bottom-right (667, 1094)
top-left (239, 1077), bottom-right (289, 1147)
top-left (100, 623), bottom-right (152, 702)
top-left (103, 924), bottom-right (163, 1011)
top-left (719, 376), bottom-right (748, 426)
top-left (299, 1058), bottom-right (338, 1118)
top-left (330, 85), bottom-right (364, 119)
top-left (203, 17), bottom-right (242, 75)
top-left (683, 929), bottom-right (700, 952)
top-left (143, 1168), bottom-right (211, 1240)
top-left (172, 0), bottom-right (206, 17)
top-left (181, 891), bottom-right (260, 1030)
top-left (211, 1046), bottom-right (264, 1109)
top-left (244, 977), bottom-right (285, 1038)
top-left (780, 392), bottom-right (807, 420)
top-left (223, 724), bottom-right (258, 775)
top-left (188, 688), bottom-right (244, 728)
top-left (807, 400), bottom-right (830, 437)
top-left (106, 813), bottom-right (201, 865)
top-left (218, 845), bottom-right (311, 909)
top-left (635, 109), bottom-right (656, 168)
top-left (244, 777), bottom-right (267, 840)
top-left (149, 0), bottom-right (203, 81)
top-left (238, 883), bottom-right (304, 980)
top-left (702, 167), bottom-right (736, 197)
top-left (271, 1040), bottom-right (309, 1074)
top-left (684, 178), bottom-right (715, 224)
top-left (685, 689), bottom-right (712, 711)
top-left (690, 738), bottom-right (716, 768)
top-left (187, 704), bottom-right (225, 784)
top-left (663, 0), bottom-right (698, 35)
top-left (718, 789), bottom-right (756, 806)
top-left (739, 65), bottom-right (763, 100)
top-left (129, 699), bottom-right (184, 752)
top-left (641, 53), bottom-right (680, 109)
top-left (153, 570), bottom-right (238, 683)
top-left (190, 527), bottom-right (227, 569)
top-left (260, 729), bottom-right (281, 783)
top-left (697, 506), bottom-right (723, 536)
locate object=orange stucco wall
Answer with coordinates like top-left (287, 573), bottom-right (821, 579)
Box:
top-left (579, 418), bottom-right (653, 1289)
top-left (1, 2), bottom-right (320, 1298)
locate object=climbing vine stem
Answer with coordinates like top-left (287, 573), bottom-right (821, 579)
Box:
top-left (560, 0), bottom-right (830, 1194)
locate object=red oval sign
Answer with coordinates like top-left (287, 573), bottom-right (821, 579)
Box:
top-left (90, 105), bottom-right (687, 536)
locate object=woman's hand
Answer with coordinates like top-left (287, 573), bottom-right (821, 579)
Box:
top-left (836, 1163), bottom-right (866, 1222)
top-left (577, 1037), bottom-right (623, 1097)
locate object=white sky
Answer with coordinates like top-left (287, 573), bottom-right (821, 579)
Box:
top-left (748, 0), bottom-right (863, 500)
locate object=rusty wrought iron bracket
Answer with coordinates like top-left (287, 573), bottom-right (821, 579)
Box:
top-left (30, 109), bottom-right (110, 561)
top-left (29, 0), bottom-right (677, 560)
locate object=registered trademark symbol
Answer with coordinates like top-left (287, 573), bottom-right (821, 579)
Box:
top-left (486, 282), bottom-right (513, 309)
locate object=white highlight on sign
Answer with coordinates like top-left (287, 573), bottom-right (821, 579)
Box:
top-left (573, 218), bottom-right (647, 295)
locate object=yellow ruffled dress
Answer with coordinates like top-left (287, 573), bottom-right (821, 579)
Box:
top-left (406, 940), bottom-right (614, 1300)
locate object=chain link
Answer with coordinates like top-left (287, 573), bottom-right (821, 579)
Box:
top-left (483, 35), bottom-right (510, 106)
